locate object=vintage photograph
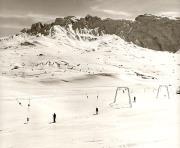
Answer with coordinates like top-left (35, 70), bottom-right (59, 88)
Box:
top-left (0, 0), bottom-right (180, 147)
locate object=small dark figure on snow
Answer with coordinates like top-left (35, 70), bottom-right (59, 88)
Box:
top-left (133, 96), bottom-right (136, 103)
top-left (27, 117), bottom-right (29, 123)
top-left (96, 107), bottom-right (99, 115)
top-left (53, 113), bottom-right (56, 123)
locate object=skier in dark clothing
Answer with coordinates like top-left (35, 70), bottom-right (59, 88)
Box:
top-left (27, 117), bottom-right (29, 123)
top-left (96, 107), bottom-right (99, 115)
top-left (133, 96), bottom-right (136, 103)
top-left (53, 113), bottom-right (56, 123)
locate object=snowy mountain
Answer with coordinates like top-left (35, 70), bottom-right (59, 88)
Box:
top-left (0, 24), bottom-right (180, 148)
top-left (0, 24), bottom-right (179, 85)
top-left (21, 14), bottom-right (180, 52)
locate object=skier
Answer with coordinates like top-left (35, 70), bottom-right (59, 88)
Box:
top-left (25, 117), bottom-right (29, 124)
top-left (27, 117), bottom-right (29, 122)
top-left (133, 96), bottom-right (136, 103)
top-left (96, 107), bottom-right (99, 115)
top-left (53, 113), bottom-right (56, 123)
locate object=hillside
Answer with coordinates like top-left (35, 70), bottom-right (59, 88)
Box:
top-left (1, 25), bottom-right (179, 85)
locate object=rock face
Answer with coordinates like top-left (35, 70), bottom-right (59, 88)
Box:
top-left (21, 14), bottom-right (180, 52)
top-left (127, 15), bottom-right (180, 52)
top-left (24, 22), bottom-right (53, 35)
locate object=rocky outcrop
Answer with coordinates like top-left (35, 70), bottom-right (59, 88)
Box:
top-left (21, 41), bottom-right (35, 46)
top-left (126, 15), bottom-right (180, 52)
top-left (21, 14), bottom-right (180, 52)
top-left (23, 22), bottom-right (53, 35)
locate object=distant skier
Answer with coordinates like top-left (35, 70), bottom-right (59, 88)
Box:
top-left (26, 117), bottom-right (29, 124)
top-left (133, 96), bottom-right (136, 103)
top-left (96, 107), bottom-right (99, 115)
top-left (53, 113), bottom-right (56, 123)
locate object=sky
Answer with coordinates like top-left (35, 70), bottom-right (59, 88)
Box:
top-left (0, 0), bottom-right (180, 37)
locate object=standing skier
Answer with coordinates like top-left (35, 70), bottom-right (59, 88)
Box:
top-left (53, 113), bottom-right (56, 123)
top-left (133, 96), bottom-right (136, 103)
top-left (96, 107), bottom-right (99, 115)
top-left (27, 117), bottom-right (29, 123)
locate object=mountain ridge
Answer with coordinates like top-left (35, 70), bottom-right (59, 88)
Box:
top-left (20, 14), bottom-right (180, 53)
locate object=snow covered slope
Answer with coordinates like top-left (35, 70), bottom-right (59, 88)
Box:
top-left (0, 25), bottom-right (179, 85)
top-left (0, 25), bottom-right (179, 148)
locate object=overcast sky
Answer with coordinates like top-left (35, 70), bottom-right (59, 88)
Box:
top-left (0, 0), bottom-right (180, 37)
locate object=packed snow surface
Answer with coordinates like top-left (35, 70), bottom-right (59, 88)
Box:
top-left (0, 25), bottom-right (180, 148)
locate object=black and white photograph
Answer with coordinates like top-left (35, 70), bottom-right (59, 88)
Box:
top-left (0, 0), bottom-right (180, 147)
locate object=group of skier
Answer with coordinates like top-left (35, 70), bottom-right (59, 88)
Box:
top-left (52, 96), bottom-right (136, 123)
top-left (52, 107), bottom-right (98, 123)
top-left (24, 94), bottom-right (137, 124)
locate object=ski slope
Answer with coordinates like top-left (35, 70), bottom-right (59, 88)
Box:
top-left (0, 25), bottom-right (180, 148)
